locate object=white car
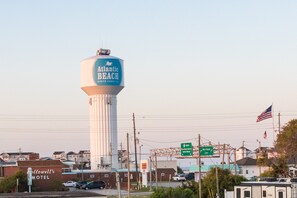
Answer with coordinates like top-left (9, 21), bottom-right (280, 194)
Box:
top-left (63, 181), bottom-right (77, 187)
top-left (172, 174), bottom-right (186, 181)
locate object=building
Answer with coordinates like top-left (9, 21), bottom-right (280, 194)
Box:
top-left (3, 160), bottom-right (63, 191)
top-left (255, 146), bottom-right (279, 159)
top-left (52, 151), bottom-right (66, 161)
top-left (234, 179), bottom-right (297, 198)
top-left (66, 151), bottom-right (79, 162)
top-left (157, 160), bottom-right (177, 172)
top-left (236, 146), bottom-right (255, 160)
top-left (78, 150), bottom-right (90, 162)
top-left (236, 157), bottom-right (270, 180)
top-left (0, 152), bottom-right (39, 162)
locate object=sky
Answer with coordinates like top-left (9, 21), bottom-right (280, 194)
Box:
top-left (0, 1), bottom-right (297, 164)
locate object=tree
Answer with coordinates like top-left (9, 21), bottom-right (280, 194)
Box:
top-left (275, 119), bottom-right (297, 165)
top-left (201, 167), bottom-right (247, 198)
top-left (177, 166), bottom-right (184, 174)
top-left (260, 156), bottom-right (289, 178)
top-left (0, 171), bottom-right (27, 193)
top-left (270, 157), bottom-right (289, 177)
top-left (150, 168), bottom-right (247, 198)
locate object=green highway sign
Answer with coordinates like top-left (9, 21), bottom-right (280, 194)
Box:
top-left (181, 142), bottom-right (193, 156)
top-left (200, 146), bottom-right (214, 156)
top-left (181, 149), bottom-right (193, 156)
top-left (181, 143), bottom-right (192, 149)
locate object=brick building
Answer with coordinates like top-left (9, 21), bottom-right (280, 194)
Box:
top-left (2, 160), bottom-right (63, 191)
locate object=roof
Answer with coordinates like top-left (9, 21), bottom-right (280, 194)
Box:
top-left (236, 157), bottom-right (257, 165)
top-left (53, 151), bottom-right (65, 155)
top-left (0, 161), bottom-right (17, 166)
top-left (237, 146), bottom-right (251, 152)
top-left (238, 181), bottom-right (291, 187)
top-left (78, 150), bottom-right (90, 154)
top-left (254, 147), bottom-right (275, 152)
top-left (39, 157), bottom-right (53, 161)
top-left (67, 151), bottom-right (78, 155)
top-left (0, 152), bottom-right (37, 155)
top-left (17, 160), bottom-right (62, 167)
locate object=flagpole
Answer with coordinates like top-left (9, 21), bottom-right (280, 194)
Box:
top-left (272, 103), bottom-right (275, 146)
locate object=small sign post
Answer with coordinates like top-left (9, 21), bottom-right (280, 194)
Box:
top-left (140, 160), bottom-right (149, 187)
top-left (27, 167), bottom-right (32, 193)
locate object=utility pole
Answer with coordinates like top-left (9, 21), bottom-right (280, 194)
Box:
top-left (242, 141), bottom-right (245, 159)
top-left (227, 148), bottom-right (230, 170)
top-left (155, 153), bottom-right (158, 188)
top-left (120, 142), bottom-right (123, 169)
top-left (149, 156), bottom-right (152, 191)
top-left (116, 171), bottom-right (121, 198)
top-left (222, 144), bottom-right (225, 169)
top-left (132, 113), bottom-right (139, 189)
top-left (278, 112), bottom-right (281, 133)
top-left (234, 148), bottom-right (237, 175)
top-left (139, 144), bottom-right (143, 188)
top-left (127, 133), bottom-right (130, 198)
top-left (257, 139), bottom-right (261, 175)
top-left (216, 166), bottom-right (219, 198)
top-left (198, 134), bottom-right (202, 198)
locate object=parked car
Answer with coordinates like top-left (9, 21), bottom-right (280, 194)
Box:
top-left (63, 181), bottom-right (77, 187)
top-left (76, 181), bottom-right (88, 189)
top-left (185, 173), bottom-right (195, 180)
top-left (82, 181), bottom-right (106, 190)
top-left (172, 174), bottom-right (186, 181)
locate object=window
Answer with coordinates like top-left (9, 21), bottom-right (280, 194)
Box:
top-left (278, 191), bottom-right (283, 198)
top-left (104, 174), bottom-right (109, 178)
top-left (236, 188), bottom-right (241, 198)
top-left (246, 170), bottom-right (249, 174)
top-left (62, 168), bottom-right (71, 173)
top-left (244, 190), bottom-right (250, 198)
top-left (239, 167), bottom-right (243, 174)
top-left (263, 190), bottom-right (266, 197)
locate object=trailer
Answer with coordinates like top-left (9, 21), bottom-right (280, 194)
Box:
top-left (234, 180), bottom-right (297, 198)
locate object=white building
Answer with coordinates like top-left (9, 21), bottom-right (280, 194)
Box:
top-left (52, 151), bottom-right (66, 160)
top-left (236, 157), bottom-right (270, 180)
top-left (236, 146), bottom-right (255, 161)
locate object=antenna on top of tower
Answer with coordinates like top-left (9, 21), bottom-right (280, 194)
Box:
top-left (96, 48), bottom-right (111, 56)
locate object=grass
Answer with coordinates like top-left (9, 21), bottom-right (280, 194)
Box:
top-left (108, 196), bottom-right (150, 198)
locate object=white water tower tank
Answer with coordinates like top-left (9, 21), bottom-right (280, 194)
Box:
top-left (80, 49), bottom-right (124, 171)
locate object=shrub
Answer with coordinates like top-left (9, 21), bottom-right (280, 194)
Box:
top-left (0, 171), bottom-right (27, 193)
top-left (150, 187), bottom-right (195, 198)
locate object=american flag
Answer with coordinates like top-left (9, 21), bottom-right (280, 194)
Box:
top-left (256, 105), bottom-right (272, 122)
top-left (264, 131), bottom-right (267, 139)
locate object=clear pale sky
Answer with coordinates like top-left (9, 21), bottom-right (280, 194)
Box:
top-left (0, 1), bottom-right (297, 160)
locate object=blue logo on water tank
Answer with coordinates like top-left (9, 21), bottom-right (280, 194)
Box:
top-left (94, 58), bottom-right (122, 86)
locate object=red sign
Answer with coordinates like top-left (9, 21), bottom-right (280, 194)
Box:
top-left (141, 163), bottom-right (147, 170)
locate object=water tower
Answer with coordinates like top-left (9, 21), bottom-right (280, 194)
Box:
top-left (80, 49), bottom-right (124, 171)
